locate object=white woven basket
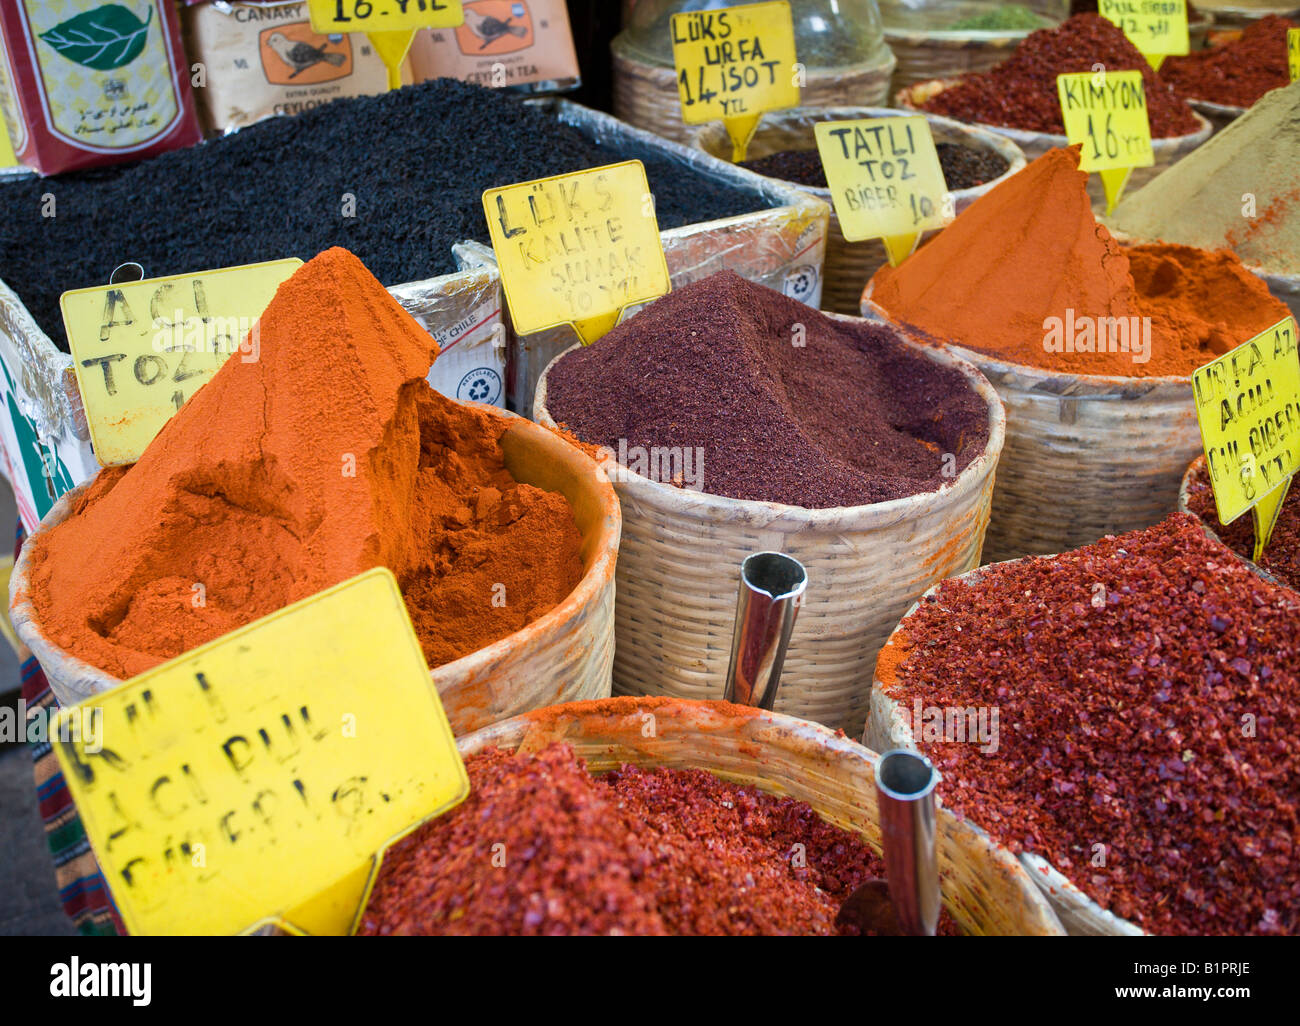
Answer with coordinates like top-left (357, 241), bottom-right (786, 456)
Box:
top-left (864, 565), bottom-right (1144, 936)
top-left (9, 405), bottom-right (620, 736)
top-left (861, 295), bottom-right (1200, 563)
top-left (533, 323), bottom-right (1006, 739)
top-left (456, 696), bottom-right (1065, 935)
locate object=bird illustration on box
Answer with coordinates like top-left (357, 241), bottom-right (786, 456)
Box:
top-left (266, 32), bottom-right (346, 78)
top-left (465, 9), bottom-right (528, 51)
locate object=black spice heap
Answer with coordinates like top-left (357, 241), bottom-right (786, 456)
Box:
top-left (0, 79), bottom-right (769, 348)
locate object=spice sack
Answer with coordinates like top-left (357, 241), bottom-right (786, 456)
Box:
top-left (181, 1), bottom-right (410, 134)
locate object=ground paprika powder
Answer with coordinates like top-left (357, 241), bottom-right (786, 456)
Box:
top-left (869, 147), bottom-right (1289, 377)
top-left (26, 248), bottom-right (584, 677)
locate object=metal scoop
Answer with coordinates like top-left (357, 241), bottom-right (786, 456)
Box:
top-left (836, 749), bottom-right (940, 936)
top-left (722, 552), bottom-right (807, 709)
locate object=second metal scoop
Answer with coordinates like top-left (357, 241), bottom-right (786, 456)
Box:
top-left (836, 749), bottom-right (941, 936)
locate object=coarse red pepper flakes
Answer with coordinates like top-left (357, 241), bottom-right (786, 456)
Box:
top-left (1161, 16), bottom-right (1297, 109)
top-left (922, 14), bottom-right (1200, 137)
top-left (357, 743), bottom-right (960, 936)
top-left (1185, 458), bottom-right (1300, 592)
top-left (881, 514), bottom-right (1300, 935)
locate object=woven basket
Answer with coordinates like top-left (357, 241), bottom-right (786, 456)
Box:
top-left (533, 325), bottom-right (1006, 739)
top-left (8, 405), bottom-right (620, 735)
top-left (862, 294), bottom-right (1200, 562)
top-left (611, 33), bottom-right (897, 145)
top-left (896, 79), bottom-right (1214, 213)
top-left (1196, 3), bottom-right (1300, 29)
top-left (689, 107), bottom-right (1027, 315)
top-left (864, 566), bottom-right (1144, 936)
top-left (883, 26), bottom-right (1036, 98)
top-left (455, 695), bottom-right (1065, 935)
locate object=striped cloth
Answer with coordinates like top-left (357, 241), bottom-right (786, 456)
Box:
top-left (16, 522), bottom-right (124, 936)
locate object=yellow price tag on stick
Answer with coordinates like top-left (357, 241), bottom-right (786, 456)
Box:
top-left (1056, 70), bottom-right (1154, 214)
top-left (813, 116), bottom-right (949, 267)
top-left (52, 569), bottom-right (469, 936)
top-left (1098, 0), bottom-right (1189, 71)
top-left (670, 1), bottom-right (800, 162)
top-left (1289, 28), bottom-right (1300, 82)
top-left (62, 259), bottom-right (301, 468)
top-left (1192, 317), bottom-right (1300, 561)
top-left (308, 0), bottom-right (464, 89)
top-left (483, 160), bottom-right (671, 346)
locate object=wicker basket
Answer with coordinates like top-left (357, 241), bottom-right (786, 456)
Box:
top-left (689, 107), bottom-right (1027, 315)
top-left (864, 566), bottom-right (1144, 936)
top-left (611, 32), bottom-right (897, 145)
top-left (1196, 3), bottom-right (1300, 29)
top-left (884, 26), bottom-right (1035, 98)
top-left (896, 79), bottom-right (1214, 213)
top-left (455, 695), bottom-right (1065, 935)
top-left (533, 326), bottom-right (1006, 739)
top-left (862, 294), bottom-right (1200, 562)
top-left (8, 405), bottom-right (620, 735)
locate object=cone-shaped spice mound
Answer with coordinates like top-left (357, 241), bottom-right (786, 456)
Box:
top-left (27, 248), bottom-right (583, 677)
top-left (545, 270), bottom-right (992, 509)
top-left (870, 147), bottom-right (1289, 378)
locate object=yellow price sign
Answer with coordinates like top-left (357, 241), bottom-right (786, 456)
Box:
top-left (52, 569), bottom-right (469, 936)
top-left (307, 0), bottom-right (464, 89)
top-left (1192, 317), bottom-right (1300, 561)
top-left (813, 116), bottom-right (949, 267)
top-left (483, 160), bottom-right (671, 346)
top-left (1056, 70), bottom-right (1154, 214)
top-left (670, 0), bottom-right (800, 162)
top-left (1289, 28), bottom-right (1300, 82)
top-left (0, 117), bottom-right (17, 168)
top-left (62, 259), bottom-right (301, 468)
top-left (1098, 0), bottom-right (1189, 71)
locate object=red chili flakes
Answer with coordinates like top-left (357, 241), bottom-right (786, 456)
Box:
top-left (1186, 458), bottom-right (1300, 592)
top-left (922, 14), bottom-right (1200, 137)
top-left (357, 743), bottom-right (960, 936)
top-left (885, 513), bottom-right (1300, 935)
top-left (1161, 16), bottom-right (1296, 108)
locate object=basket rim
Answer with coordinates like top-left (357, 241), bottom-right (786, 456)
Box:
top-left (456, 694), bottom-right (1068, 936)
top-left (686, 105), bottom-right (1029, 206)
top-left (859, 296), bottom-right (1197, 393)
top-left (7, 403), bottom-right (621, 704)
top-left (895, 77), bottom-right (1215, 149)
top-left (532, 315), bottom-right (1007, 530)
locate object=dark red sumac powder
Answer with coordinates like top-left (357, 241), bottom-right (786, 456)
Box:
top-left (358, 743), bottom-right (959, 936)
top-left (544, 271), bottom-right (991, 508)
top-left (1161, 16), bottom-right (1297, 108)
top-left (882, 514), bottom-right (1300, 935)
top-left (1186, 458), bottom-right (1300, 591)
top-left (922, 14), bottom-right (1199, 137)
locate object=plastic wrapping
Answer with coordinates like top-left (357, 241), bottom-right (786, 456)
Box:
top-left (690, 106), bottom-right (1028, 314)
top-left (492, 97), bottom-right (830, 416)
top-left (0, 263), bottom-right (505, 535)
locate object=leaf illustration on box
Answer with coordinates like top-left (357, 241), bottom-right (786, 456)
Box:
top-left (39, 4), bottom-right (154, 72)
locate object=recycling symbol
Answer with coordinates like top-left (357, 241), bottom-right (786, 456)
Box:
top-left (457, 367), bottom-right (502, 405)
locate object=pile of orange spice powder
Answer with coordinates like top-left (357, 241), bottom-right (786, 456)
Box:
top-left (26, 247), bottom-right (583, 678)
top-left (869, 147), bottom-right (1289, 378)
